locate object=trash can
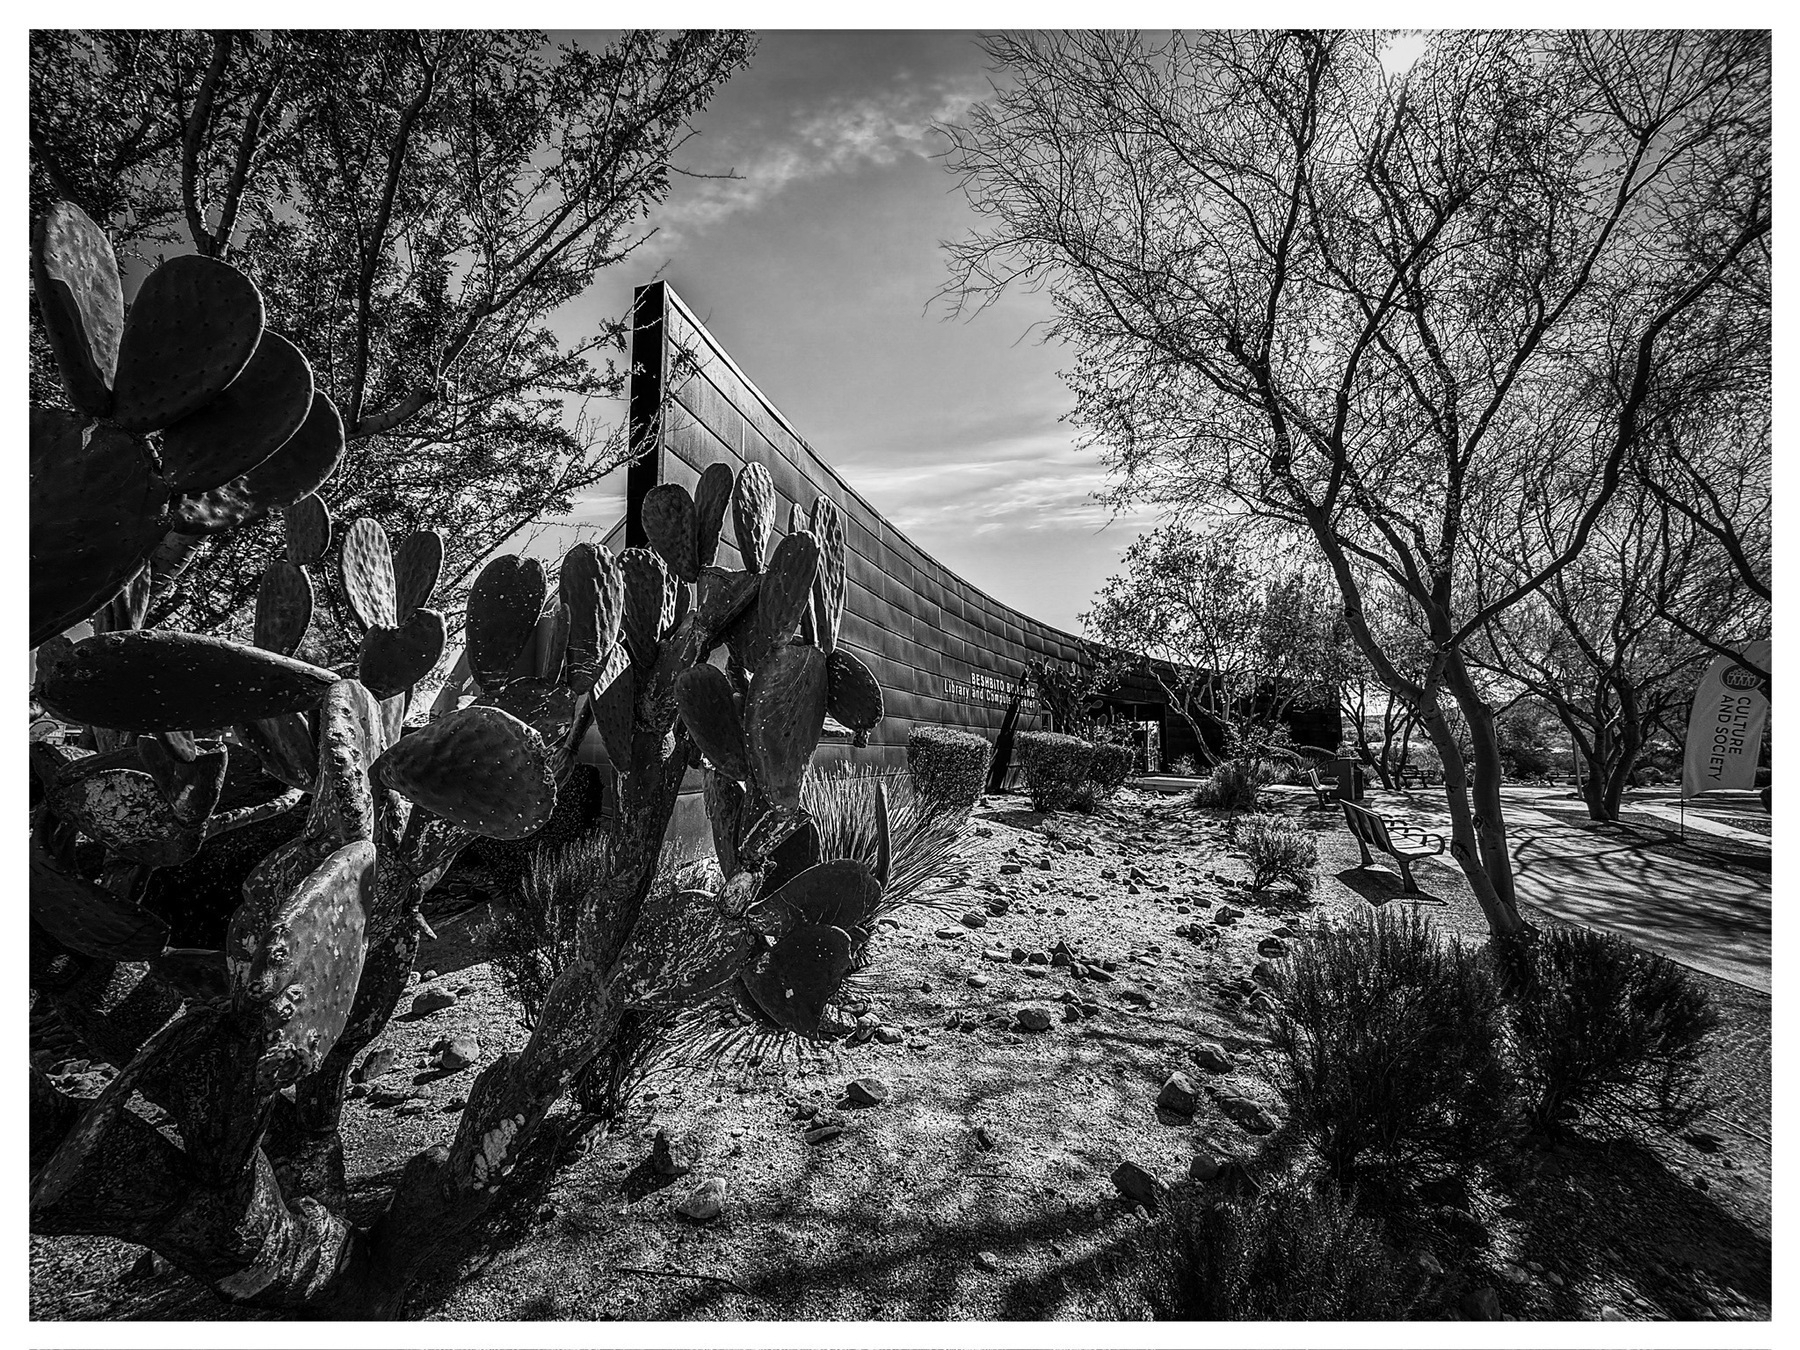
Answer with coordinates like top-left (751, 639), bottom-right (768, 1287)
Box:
top-left (1334, 756), bottom-right (1365, 802)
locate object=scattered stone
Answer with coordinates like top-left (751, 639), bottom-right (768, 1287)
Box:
top-left (1192, 1042), bottom-right (1235, 1073)
top-left (981, 947), bottom-right (1010, 963)
top-left (975, 1126), bottom-right (996, 1151)
top-left (1408, 1247), bottom-right (1444, 1278)
top-left (1061, 1004), bottom-right (1082, 1022)
top-left (1187, 1153), bottom-right (1223, 1183)
top-left (1157, 1072), bottom-right (1199, 1116)
top-left (873, 1025), bottom-right (903, 1045)
top-left (804, 1123), bottom-right (844, 1146)
top-left (1085, 967), bottom-right (1115, 984)
top-left (1110, 1159), bottom-right (1164, 1213)
top-left (1022, 966), bottom-right (1049, 979)
top-left (1495, 1260), bottom-right (1531, 1286)
top-left (1027, 949), bottom-right (1050, 965)
top-left (1248, 993), bottom-right (1279, 1016)
top-left (1257, 936), bottom-right (1288, 957)
top-left (675, 1176), bottom-right (725, 1223)
top-left (967, 974), bottom-right (990, 989)
top-left (936, 927), bottom-right (963, 940)
top-left (846, 1076), bottom-right (891, 1106)
top-left (1101, 958), bottom-right (1119, 972)
top-left (1012, 946), bottom-right (1029, 962)
top-left (394, 1099), bottom-right (429, 1116)
top-left (961, 910), bottom-right (988, 929)
top-left (1016, 1006), bottom-right (1054, 1033)
top-left (651, 1128), bottom-right (694, 1177)
top-left (999, 863), bottom-right (1023, 874)
top-left (1079, 1001), bottom-right (1101, 1017)
top-left (974, 1249), bottom-right (1001, 1272)
top-left (1460, 1285), bottom-right (1502, 1320)
top-left (421, 969), bottom-right (438, 981)
top-left (353, 1046), bottom-right (399, 1083)
top-left (1684, 1131), bottom-right (1724, 1153)
top-left (1272, 924), bottom-right (1296, 938)
top-left (410, 986), bottom-right (456, 1016)
top-left (1217, 1095), bottom-right (1277, 1134)
top-left (429, 1031), bottom-right (480, 1072)
top-left (987, 897), bottom-right (1011, 916)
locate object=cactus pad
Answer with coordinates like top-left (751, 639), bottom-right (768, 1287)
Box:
top-left (285, 494), bottom-right (332, 566)
top-left (675, 663), bottom-right (751, 780)
top-left (704, 769), bottom-right (747, 876)
top-left (694, 565), bottom-right (761, 634)
top-left (748, 530), bottom-right (820, 670)
top-left (34, 629), bottom-right (339, 732)
top-left (253, 561), bottom-right (314, 655)
top-left (741, 922), bottom-right (853, 1035)
top-left (136, 734), bottom-right (229, 827)
top-left (760, 815), bottom-right (822, 897)
top-left (340, 516), bottom-right (397, 631)
top-left (531, 605), bottom-right (571, 685)
top-left (47, 762), bottom-right (201, 867)
top-left (241, 839), bottom-right (373, 1091)
top-left (30, 831), bottom-right (171, 961)
top-left (32, 201), bottom-right (124, 417)
top-left (238, 712), bottom-right (318, 791)
top-left (159, 331), bottom-right (315, 494)
top-left (612, 888), bottom-right (761, 1008)
top-left (620, 547), bottom-right (670, 670)
top-left (30, 408), bottom-right (171, 648)
top-left (169, 391), bottom-right (345, 535)
top-left (111, 254), bottom-right (264, 433)
top-left (732, 462), bottom-right (777, 573)
top-left (474, 676), bottom-right (578, 744)
top-left (764, 858), bottom-right (882, 935)
top-left (643, 482), bottom-right (700, 582)
top-left (746, 643), bottom-right (829, 811)
top-left (358, 607), bottom-right (446, 700)
top-left (372, 704), bottom-right (556, 840)
top-left (592, 660), bottom-right (636, 771)
top-left (305, 679), bottom-right (384, 847)
top-left (466, 555), bottom-right (547, 690)
top-left (809, 495), bottom-right (848, 651)
top-left (93, 562), bottom-right (153, 635)
top-left (393, 528), bottom-right (445, 622)
top-left (694, 462), bottom-right (735, 568)
top-left (826, 647), bottom-right (883, 735)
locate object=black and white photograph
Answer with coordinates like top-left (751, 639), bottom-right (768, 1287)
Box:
top-left (19, 9), bottom-right (1778, 1341)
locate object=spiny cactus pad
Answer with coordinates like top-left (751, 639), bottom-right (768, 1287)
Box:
top-left (47, 763), bottom-right (201, 867)
top-left (136, 734), bottom-right (229, 827)
top-left (674, 663), bottom-right (751, 781)
top-left (372, 704), bottom-right (556, 840)
top-left (695, 565), bottom-right (760, 634)
top-left (694, 462), bottom-right (735, 569)
top-left (592, 661), bottom-right (636, 772)
top-left (285, 494), bottom-right (332, 566)
top-left (170, 391), bottom-right (345, 535)
top-left (110, 254), bottom-right (264, 433)
top-left (393, 528), bottom-right (445, 623)
top-left (764, 859), bottom-right (882, 935)
top-left (614, 889), bottom-right (761, 1008)
top-left (760, 815), bottom-right (822, 897)
top-left (32, 201), bottom-right (124, 417)
top-left (242, 839), bottom-right (373, 1092)
top-left (306, 679), bottom-right (385, 848)
top-left (732, 462), bottom-right (778, 573)
top-left (159, 331), bottom-right (315, 494)
top-left (253, 561), bottom-right (314, 656)
top-left (340, 517), bottom-right (398, 631)
top-left (238, 713), bottom-right (318, 791)
top-left (704, 769), bottom-right (747, 877)
top-left (746, 643), bottom-right (829, 811)
top-left (742, 922), bottom-right (853, 1035)
top-left (358, 607), bottom-right (446, 700)
top-left (29, 408), bottom-right (171, 648)
top-left (467, 555), bottom-right (547, 690)
top-left (809, 495), bottom-right (848, 651)
top-left (748, 530), bottom-right (820, 670)
top-left (534, 604), bottom-right (572, 685)
top-left (474, 677), bottom-right (578, 745)
top-left (826, 647), bottom-right (884, 735)
top-left (643, 482), bottom-right (701, 582)
top-left (29, 830), bottom-right (172, 961)
top-left (34, 630), bottom-right (339, 732)
top-left (620, 547), bottom-right (671, 670)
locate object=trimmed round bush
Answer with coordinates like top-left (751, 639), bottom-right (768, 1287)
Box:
top-left (1088, 740), bottom-right (1135, 800)
top-left (905, 725), bottom-right (991, 822)
top-left (1271, 907), bottom-right (1516, 1185)
top-left (1015, 730), bottom-right (1094, 812)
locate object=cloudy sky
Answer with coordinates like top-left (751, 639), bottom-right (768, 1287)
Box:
top-left (549, 30), bottom-right (1158, 635)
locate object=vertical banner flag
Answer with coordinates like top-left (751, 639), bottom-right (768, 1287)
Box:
top-left (1682, 640), bottom-right (1770, 798)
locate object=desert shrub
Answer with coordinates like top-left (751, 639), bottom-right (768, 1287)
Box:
top-left (1169, 753), bottom-right (1199, 776)
top-left (1271, 908), bottom-right (1516, 1185)
top-left (1126, 1174), bottom-right (1415, 1319)
top-left (1088, 740), bottom-right (1136, 799)
top-left (905, 724), bottom-right (992, 822)
top-left (802, 762), bottom-right (969, 915)
top-left (1236, 814), bottom-right (1320, 894)
top-left (1189, 757), bottom-right (1278, 811)
top-left (1507, 926), bottom-right (1719, 1138)
top-left (1015, 730), bottom-right (1095, 811)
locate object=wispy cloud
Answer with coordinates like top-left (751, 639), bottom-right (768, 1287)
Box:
top-left (654, 75), bottom-right (988, 242)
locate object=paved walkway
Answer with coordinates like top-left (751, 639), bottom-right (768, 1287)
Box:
top-left (1379, 786), bottom-right (1771, 993)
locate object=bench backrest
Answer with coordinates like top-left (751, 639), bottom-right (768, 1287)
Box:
top-left (1307, 767), bottom-right (1325, 792)
top-left (1341, 800), bottom-right (1395, 852)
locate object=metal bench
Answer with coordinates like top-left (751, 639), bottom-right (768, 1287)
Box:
top-left (1340, 800), bottom-right (1445, 895)
top-left (1304, 766), bottom-right (1335, 807)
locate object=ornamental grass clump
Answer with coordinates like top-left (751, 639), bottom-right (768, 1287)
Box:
top-left (905, 724), bottom-right (992, 822)
top-left (1236, 813), bottom-right (1320, 895)
top-left (1015, 729), bottom-right (1094, 811)
top-left (1190, 757), bottom-right (1279, 811)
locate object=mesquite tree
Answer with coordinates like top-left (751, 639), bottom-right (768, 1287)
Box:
top-left (29, 205), bottom-right (894, 1317)
top-left (943, 30), bottom-right (1770, 936)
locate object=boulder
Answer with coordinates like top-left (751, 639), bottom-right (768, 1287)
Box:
top-left (1110, 1159), bottom-right (1164, 1213)
top-left (674, 1176), bottom-right (725, 1223)
top-left (1157, 1073), bottom-right (1199, 1116)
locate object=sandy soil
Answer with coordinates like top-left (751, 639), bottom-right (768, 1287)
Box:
top-left (30, 783), bottom-right (1770, 1323)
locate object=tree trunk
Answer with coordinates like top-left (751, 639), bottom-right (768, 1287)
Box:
top-left (1435, 656), bottom-right (1528, 936)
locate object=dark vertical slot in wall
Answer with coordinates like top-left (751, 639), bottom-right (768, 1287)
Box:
top-left (625, 281), bottom-right (667, 551)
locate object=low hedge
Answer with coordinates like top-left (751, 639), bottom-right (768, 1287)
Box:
top-left (906, 725), bottom-right (992, 822)
top-left (1088, 741), bottom-right (1136, 800)
top-left (1016, 730), bottom-right (1095, 811)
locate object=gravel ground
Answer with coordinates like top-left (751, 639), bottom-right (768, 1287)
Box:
top-left (30, 783), bottom-right (1769, 1322)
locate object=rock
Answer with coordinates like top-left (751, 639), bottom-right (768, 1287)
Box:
top-left (1085, 967), bottom-right (1115, 984)
top-left (961, 910), bottom-right (988, 929)
top-left (1494, 1260), bottom-right (1531, 1286)
top-left (1684, 1130), bottom-right (1724, 1153)
top-left (1272, 924), bottom-right (1295, 938)
top-left (846, 1076), bottom-right (891, 1106)
top-left (1012, 946), bottom-right (1029, 962)
top-left (973, 1249), bottom-right (1001, 1272)
top-left (1120, 984), bottom-right (1153, 1006)
top-left (1250, 961), bottom-right (1279, 986)
top-left (1598, 1304), bottom-right (1630, 1320)
top-left (674, 1176), bottom-right (725, 1223)
top-left (1257, 936), bottom-right (1288, 957)
top-left (794, 1102), bottom-right (818, 1121)
top-left (421, 969), bottom-right (438, 981)
top-left (1248, 994), bottom-right (1278, 1016)
top-left (1062, 1003), bottom-right (1083, 1022)
top-left (967, 974), bottom-right (991, 988)
top-left (986, 897), bottom-right (1011, 915)
top-left (1101, 958), bottom-right (1119, 972)
top-left (1460, 1285), bottom-right (1502, 1320)
top-left (981, 947), bottom-right (1011, 963)
top-left (1016, 1006), bottom-right (1053, 1033)
top-left (1407, 1247), bottom-right (1444, 1278)
top-left (352, 1048), bottom-right (398, 1083)
top-left (1050, 941), bottom-right (1072, 967)
top-left (1187, 1153), bottom-right (1223, 1183)
top-left (429, 1031), bottom-right (480, 1072)
top-left (1158, 1072), bottom-right (1199, 1115)
top-left (394, 1099), bottom-right (429, 1116)
top-left (1192, 1041), bottom-right (1235, 1073)
top-left (1217, 1095), bottom-right (1277, 1134)
top-left (1027, 949), bottom-right (1050, 965)
top-left (935, 927), bottom-right (964, 940)
top-left (1079, 1000), bottom-right (1101, 1017)
top-left (975, 1125), bottom-right (996, 1151)
top-left (803, 1123), bottom-right (844, 1145)
top-left (999, 862), bottom-right (1023, 874)
top-left (873, 1025), bottom-right (903, 1045)
top-left (1110, 1159), bottom-right (1164, 1213)
top-left (410, 986), bottom-right (456, 1016)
